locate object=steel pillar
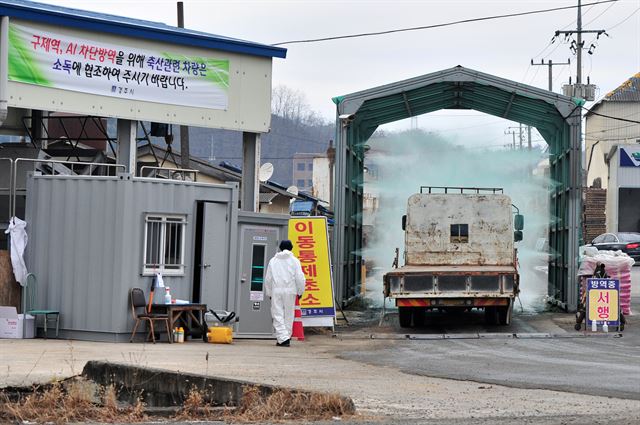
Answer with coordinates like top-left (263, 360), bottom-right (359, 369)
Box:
top-left (116, 119), bottom-right (137, 175)
top-left (241, 131), bottom-right (260, 212)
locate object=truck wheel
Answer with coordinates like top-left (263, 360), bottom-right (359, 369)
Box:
top-left (413, 308), bottom-right (425, 327)
top-left (398, 307), bottom-right (412, 328)
top-left (484, 307), bottom-right (498, 325)
top-left (497, 301), bottom-right (513, 326)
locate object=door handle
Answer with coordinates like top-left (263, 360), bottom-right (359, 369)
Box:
top-left (203, 264), bottom-right (211, 268)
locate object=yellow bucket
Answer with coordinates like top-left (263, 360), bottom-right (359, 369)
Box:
top-left (207, 326), bottom-right (233, 344)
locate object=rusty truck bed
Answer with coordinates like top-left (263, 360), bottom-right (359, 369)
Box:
top-left (385, 265), bottom-right (517, 274)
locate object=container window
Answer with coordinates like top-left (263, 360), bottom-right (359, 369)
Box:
top-left (250, 245), bottom-right (266, 292)
top-left (143, 214), bottom-right (186, 275)
top-left (450, 224), bottom-right (469, 243)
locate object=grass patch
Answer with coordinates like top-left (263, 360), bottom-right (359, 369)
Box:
top-left (232, 385), bottom-right (354, 422)
top-left (1, 381), bottom-right (354, 423)
top-left (0, 378), bottom-right (146, 424)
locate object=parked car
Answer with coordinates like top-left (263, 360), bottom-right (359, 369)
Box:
top-left (588, 232), bottom-right (640, 263)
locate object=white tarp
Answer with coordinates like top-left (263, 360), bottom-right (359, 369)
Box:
top-left (4, 217), bottom-right (28, 286)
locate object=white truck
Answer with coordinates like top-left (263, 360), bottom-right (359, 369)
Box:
top-left (383, 187), bottom-right (523, 327)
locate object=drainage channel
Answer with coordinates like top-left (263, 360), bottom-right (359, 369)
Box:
top-left (333, 332), bottom-right (624, 340)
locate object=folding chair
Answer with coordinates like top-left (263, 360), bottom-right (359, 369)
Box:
top-left (129, 288), bottom-right (171, 343)
top-left (24, 273), bottom-right (60, 338)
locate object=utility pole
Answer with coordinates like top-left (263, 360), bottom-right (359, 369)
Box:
top-left (527, 125), bottom-right (532, 151)
top-left (519, 123), bottom-right (523, 150)
top-left (553, 0), bottom-right (607, 99)
top-left (577, 0), bottom-right (582, 85)
top-left (530, 58), bottom-right (571, 92)
top-left (504, 127), bottom-right (520, 150)
top-left (177, 1), bottom-right (190, 170)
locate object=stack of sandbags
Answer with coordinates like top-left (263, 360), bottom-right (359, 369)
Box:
top-left (578, 247), bottom-right (634, 315)
top-left (583, 188), bottom-right (607, 243)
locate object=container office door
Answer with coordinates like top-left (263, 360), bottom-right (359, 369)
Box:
top-left (235, 224), bottom-right (281, 337)
top-left (197, 202), bottom-right (231, 311)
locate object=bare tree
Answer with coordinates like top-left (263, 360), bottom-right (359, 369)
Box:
top-left (271, 85), bottom-right (326, 127)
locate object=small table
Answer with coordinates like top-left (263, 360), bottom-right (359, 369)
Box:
top-left (150, 303), bottom-right (207, 341)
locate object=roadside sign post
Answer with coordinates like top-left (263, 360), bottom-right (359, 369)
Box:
top-left (586, 278), bottom-right (620, 331)
top-left (288, 217), bottom-right (336, 329)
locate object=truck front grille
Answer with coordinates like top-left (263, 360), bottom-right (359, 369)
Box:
top-left (404, 274), bottom-right (434, 292)
top-left (470, 275), bottom-right (500, 292)
top-left (437, 275), bottom-right (467, 292)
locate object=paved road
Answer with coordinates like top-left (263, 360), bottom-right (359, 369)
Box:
top-left (336, 269), bottom-right (640, 401)
top-left (3, 271), bottom-right (638, 424)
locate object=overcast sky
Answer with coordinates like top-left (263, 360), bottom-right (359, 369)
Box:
top-left (40, 0), bottom-right (640, 148)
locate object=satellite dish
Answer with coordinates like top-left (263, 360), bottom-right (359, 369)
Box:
top-left (287, 185), bottom-right (299, 196)
top-left (258, 162), bottom-right (274, 182)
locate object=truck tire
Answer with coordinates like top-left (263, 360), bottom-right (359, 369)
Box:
top-left (484, 307), bottom-right (498, 325)
top-left (413, 308), bottom-right (425, 327)
top-left (398, 307), bottom-right (412, 328)
top-left (497, 301), bottom-right (513, 326)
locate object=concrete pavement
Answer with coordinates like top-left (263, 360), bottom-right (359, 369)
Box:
top-left (2, 321), bottom-right (640, 422)
top-left (1, 270), bottom-right (639, 422)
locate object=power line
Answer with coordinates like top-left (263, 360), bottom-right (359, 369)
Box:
top-left (584, 108), bottom-right (640, 124)
top-left (584, 135), bottom-right (640, 141)
top-left (522, 1), bottom-right (598, 81)
top-left (583, 0), bottom-right (618, 26)
top-left (272, 0), bottom-right (619, 46)
top-left (608, 4), bottom-right (640, 30)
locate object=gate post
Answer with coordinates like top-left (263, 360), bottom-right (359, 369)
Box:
top-left (567, 111), bottom-right (582, 312)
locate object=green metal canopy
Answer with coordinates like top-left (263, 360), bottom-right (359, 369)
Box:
top-left (333, 65), bottom-right (582, 311)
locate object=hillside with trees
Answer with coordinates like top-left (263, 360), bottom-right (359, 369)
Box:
top-left (187, 85), bottom-right (334, 186)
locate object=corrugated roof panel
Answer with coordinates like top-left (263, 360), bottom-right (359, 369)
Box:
top-left (604, 72), bottom-right (640, 102)
top-left (259, 192), bottom-right (278, 204)
top-left (0, 0), bottom-right (287, 58)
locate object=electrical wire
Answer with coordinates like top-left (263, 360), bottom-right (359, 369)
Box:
top-left (583, 0), bottom-right (618, 26)
top-left (272, 0), bottom-right (619, 46)
top-left (585, 122), bottom-right (638, 135)
top-left (528, 62), bottom-right (542, 86)
top-left (553, 63), bottom-right (569, 87)
top-left (584, 108), bottom-right (640, 124)
top-left (607, 4), bottom-right (640, 30)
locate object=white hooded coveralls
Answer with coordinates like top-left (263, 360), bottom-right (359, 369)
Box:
top-left (264, 250), bottom-right (306, 343)
top-left (4, 217), bottom-right (28, 286)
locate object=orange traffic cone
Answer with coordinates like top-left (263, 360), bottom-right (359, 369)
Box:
top-left (292, 297), bottom-right (305, 341)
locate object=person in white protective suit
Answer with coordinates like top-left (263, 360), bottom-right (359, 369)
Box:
top-left (264, 240), bottom-right (306, 346)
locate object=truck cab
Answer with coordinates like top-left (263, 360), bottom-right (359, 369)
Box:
top-left (383, 187), bottom-right (523, 327)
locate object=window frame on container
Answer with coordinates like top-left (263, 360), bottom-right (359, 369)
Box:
top-left (142, 214), bottom-right (187, 276)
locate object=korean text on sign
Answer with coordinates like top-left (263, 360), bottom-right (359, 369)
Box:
top-left (288, 218), bottom-right (335, 320)
top-left (586, 278), bottom-right (620, 327)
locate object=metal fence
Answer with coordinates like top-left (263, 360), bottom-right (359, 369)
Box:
top-left (4, 158), bottom-right (126, 218)
top-left (140, 166), bottom-right (198, 182)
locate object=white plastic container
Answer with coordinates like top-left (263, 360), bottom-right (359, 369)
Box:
top-left (0, 307), bottom-right (35, 339)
